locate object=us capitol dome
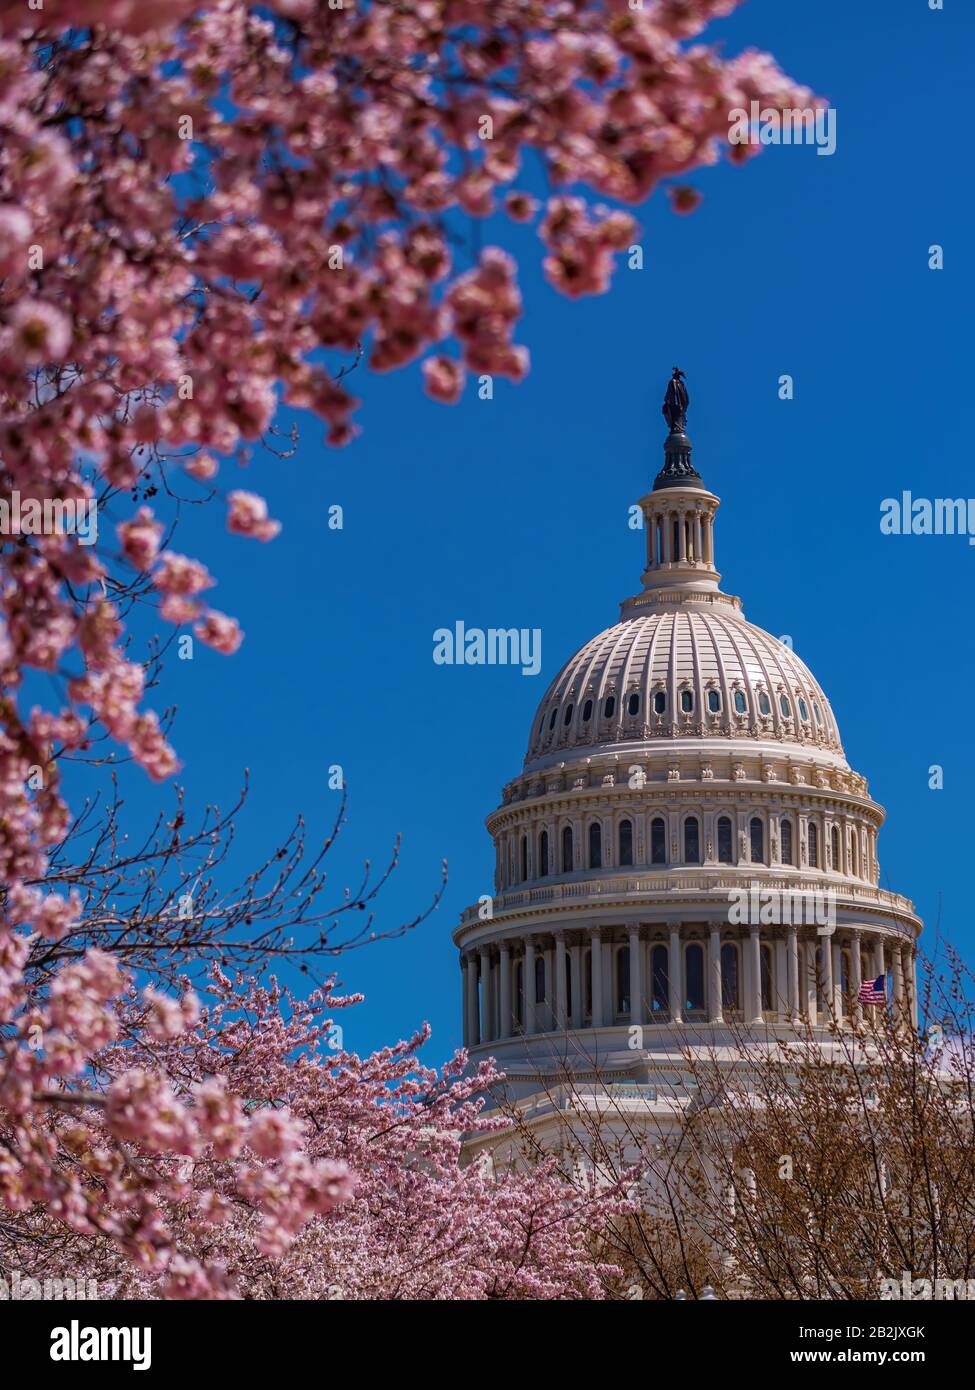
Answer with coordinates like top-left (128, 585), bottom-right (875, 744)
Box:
top-left (453, 371), bottom-right (921, 1122)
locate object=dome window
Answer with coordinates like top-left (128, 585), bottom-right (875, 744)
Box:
top-left (563, 703), bottom-right (573, 726)
top-left (680, 690), bottom-right (694, 713)
top-left (561, 825), bottom-right (574, 873)
top-left (651, 817), bottom-right (667, 865)
top-left (814, 703), bottom-right (823, 724)
top-left (798, 698), bottom-right (809, 721)
top-left (758, 692), bottom-right (771, 716)
top-left (721, 944), bottom-right (740, 1011)
top-left (750, 817), bottom-right (765, 863)
top-left (683, 816), bottom-right (700, 864)
top-left (685, 944), bottom-right (705, 1012)
top-left (707, 690), bottom-right (721, 713)
top-left (603, 695), bottom-right (615, 718)
top-left (582, 698), bottom-right (593, 721)
top-left (618, 819), bottom-right (633, 867)
top-left (653, 691), bottom-right (666, 715)
top-left (808, 822), bottom-right (819, 869)
top-left (734, 690), bottom-right (747, 714)
top-left (781, 819), bottom-right (793, 866)
top-left (538, 830), bottom-right (549, 877)
top-left (588, 821), bottom-right (602, 869)
top-left (779, 694), bottom-right (791, 718)
top-left (717, 816), bottom-right (733, 864)
top-left (627, 692), bottom-right (640, 717)
top-left (651, 945), bottom-right (669, 1013)
top-left (548, 708), bottom-right (558, 731)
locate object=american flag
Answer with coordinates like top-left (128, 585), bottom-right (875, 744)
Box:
top-left (859, 973), bottom-right (886, 1005)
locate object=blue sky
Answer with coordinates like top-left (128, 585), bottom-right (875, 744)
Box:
top-left (72, 0), bottom-right (973, 1060)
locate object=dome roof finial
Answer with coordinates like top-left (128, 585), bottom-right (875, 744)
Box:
top-left (654, 366), bottom-right (704, 491)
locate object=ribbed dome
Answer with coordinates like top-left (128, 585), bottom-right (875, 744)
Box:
top-left (526, 607), bottom-right (842, 767)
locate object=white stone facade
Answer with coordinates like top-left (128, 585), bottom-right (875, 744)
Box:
top-left (454, 455), bottom-right (921, 1119)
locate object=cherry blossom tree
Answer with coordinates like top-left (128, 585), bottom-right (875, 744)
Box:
top-left (0, 0), bottom-right (817, 1296)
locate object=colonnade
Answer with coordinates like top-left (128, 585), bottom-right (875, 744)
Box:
top-left (461, 925), bottom-right (918, 1047)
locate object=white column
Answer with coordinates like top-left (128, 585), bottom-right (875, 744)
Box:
top-left (668, 924), bottom-right (683, 1024)
top-left (748, 926), bottom-right (762, 1025)
top-left (499, 941), bottom-right (512, 1040)
top-left (478, 947), bottom-right (492, 1041)
top-left (893, 945), bottom-right (906, 1030)
top-left (909, 950), bottom-right (919, 1031)
top-left (787, 925), bottom-right (800, 1022)
top-left (524, 938), bottom-right (536, 1035)
top-left (831, 940), bottom-right (843, 1019)
top-left (850, 930), bottom-right (863, 1027)
top-left (590, 929), bottom-right (603, 1028)
top-left (629, 926), bottom-right (644, 1026)
top-left (821, 936), bottom-right (834, 1022)
top-left (569, 941), bottom-right (582, 1029)
top-left (805, 938), bottom-right (818, 1025)
top-left (708, 926), bottom-right (723, 1024)
top-left (553, 933), bottom-right (566, 1029)
top-left (462, 956), bottom-right (474, 1047)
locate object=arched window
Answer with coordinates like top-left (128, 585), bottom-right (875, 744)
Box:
top-left (561, 825), bottom-right (573, 874)
top-left (618, 819), bottom-right (633, 867)
top-left (734, 690), bottom-right (747, 714)
top-left (750, 817), bottom-right (764, 863)
top-left (653, 690), bottom-right (666, 715)
top-left (683, 816), bottom-right (700, 864)
top-left (651, 944), bottom-right (668, 1012)
top-left (798, 698), bottom-right (809, 721)
top-left (717, 816), bottom-right (733, 864)
top-left (616, 946), bottom-right (630, 1016)
top-left (685, 944), bottom-right (704, 1012)
top-left (627, 692), bottom-right (640, 717)
top-left (779, 694), bottom-right (791, 718)
top-left (707, 689), bottom-right (721, 713)
top-left (680, 690), bottom-right (694, 713)
top-left (563, 703), bottom-right (573, 726)
top-left (548, 707), bottom-right (558, 730)
top-left (780, 819), bottom-right (793, 866)
top-left (808, 821), bottom-right (818, 869)
top-left (588, 821), bottom-right (602, 869)
top-left (850, 833), bottom-right (858, 878)
top-left (831, 825), bottom-right (840, 870)
top-left (721, 943), bottom-right (739, 1011)
top-left (539, 829), bottom-right (549, 877)
top-left (534, 955), bottom-right (545, 1005)
top-left (759, 691), bottom-right (771, 715)
top-left (603, 694), bottom-right (615, 719)
top-left (651, 817), bottom-right (666, 864)
top-left (761, 944), bottom-right (774, 1012)
top-left (582, 698), bottom-right (592, 721)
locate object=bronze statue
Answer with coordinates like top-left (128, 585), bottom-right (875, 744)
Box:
top-left (662, 366), bottom-right (689, 433)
